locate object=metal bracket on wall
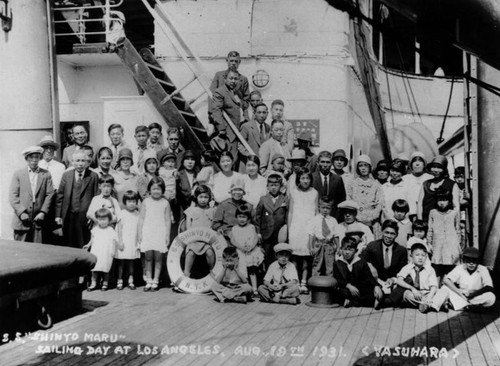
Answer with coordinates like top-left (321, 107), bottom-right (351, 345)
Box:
top-left (0, 0), bottom-right (13, 32)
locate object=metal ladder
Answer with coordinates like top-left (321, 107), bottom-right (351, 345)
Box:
top-left (117, 38), bottom-right (210, 151)
top-left (463, 53), bottom-right (479, 249)
top-left (135, 0), bottom-right (254, 155)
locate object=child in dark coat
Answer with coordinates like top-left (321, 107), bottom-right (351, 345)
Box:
top-left (333, 236), bottom-right (383, 308)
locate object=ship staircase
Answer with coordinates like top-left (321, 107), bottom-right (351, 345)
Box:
top-left (53, 0), bottom-right (254, 155)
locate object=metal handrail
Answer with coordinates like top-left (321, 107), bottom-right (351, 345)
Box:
top-left (53, 0), bottom-right (123, 12)
top-left (53, 0), bottom-right (124, 43)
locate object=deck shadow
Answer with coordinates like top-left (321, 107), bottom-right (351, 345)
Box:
top-left (352, 304), bottom-right (500, 365)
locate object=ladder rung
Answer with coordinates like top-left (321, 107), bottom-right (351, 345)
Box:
top-left (157, 79), bottom-right (174, 88)
top-left (190, 126), bottom-right (206, 133)
top-left (145, 62), bottom-right (164, 72)
top-left (189, 90), bottom-right (207, 105)
top-left (179, 110), bottom-right (196, 119)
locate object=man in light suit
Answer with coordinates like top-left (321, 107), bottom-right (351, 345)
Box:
top-left (56, 150), bottom-right (99, 248)
top-left (9, 146), bottom-right (55, 243)
top-left (211, 70), bottom-right (248, 163)
top-left (239, 103), bottom-right (270, 162)
top-left (311, 151), bottom-right (346, 220)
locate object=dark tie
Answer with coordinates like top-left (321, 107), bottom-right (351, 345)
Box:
top-left (258, 123), bottom-right (265, 142)
top-left (322, 217), bottom-right (330, 238)
top-left (77, 172), bottom-right (83, 183)
top-left (323, 175), bottom-right (328, 196)
top-left (414, 267), bottom-right (423, 290)
top-left (384, 247), bottom-right (391, 269)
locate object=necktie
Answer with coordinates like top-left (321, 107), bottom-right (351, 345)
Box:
top-left (384, 247), bottom-right (391, 269)
top-left (414, 267), bottom-right (423, 290)
top-left (323, 175), bottom-right (328, 196)
top-left (322, 217), bottom-right (330, 238)
top-left (29, 169), bottom-right (38, 202)
top-left (259, 124), bottom-right (265, 141)
top-left (279, 266), bottom-right (286, 285)
top-left (138, 149), bottom-right (144, 169)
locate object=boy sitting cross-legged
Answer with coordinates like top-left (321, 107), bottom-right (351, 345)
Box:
top-left (393, 242), bottom-right (438, 313)
top-left (332, 236), bottom-right (383, 308)
top-left (258, 243), bottom-right (300, 305)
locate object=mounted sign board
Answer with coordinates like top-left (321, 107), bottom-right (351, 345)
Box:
top-left (288, 119), bottom-right (320, 146)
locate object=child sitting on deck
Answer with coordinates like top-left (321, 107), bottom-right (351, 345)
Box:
top-left (393, 243), bottom-right (438, 313)
top-left (211, 247), bottom-right (252, 303)
top-left (431, 247), bottom-right (496, 311)
top-left (332, 236), bottom-right (383, 308)
top-left (258, 243), bottom-right (300, 305)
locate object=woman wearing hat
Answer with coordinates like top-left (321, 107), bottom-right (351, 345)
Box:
top-left (417, 155), bottom-right (459, 223)
top-left (114, 148), bottom-right (139, 207)
top-left (347, 155), bottom-right (383, 235)
top-left (402, 151), bottom-right (433, 220)
top-left (331, 149), bottom-right (353, 188)
top-left (137, 151), bottom-right (160, 200)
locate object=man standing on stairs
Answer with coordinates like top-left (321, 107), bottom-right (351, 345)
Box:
top-left (210, 51), bottom-right (250, 107)
top-left (211, 70), bottom-right (248, 166)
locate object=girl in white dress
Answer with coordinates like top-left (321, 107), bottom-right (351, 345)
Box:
top-left (115, 190), bottom-right (141, 290)
top-left (138, 177), bottom-right (172, 291)
top-left (288, 168), bottom-right (318, 293)
top-left (84, 208), bottom-right (118, 291)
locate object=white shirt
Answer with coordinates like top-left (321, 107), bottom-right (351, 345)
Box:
top-left (446, 264), bottom-right (493, 292)
top-left (28, 167), bottom-right (39, 201)
top-left (306, 214), bottom-right (340, 241)
top-left (39, 159), bottom-right (65, 190)
top-left (398, 263), bottom-right (438, 291)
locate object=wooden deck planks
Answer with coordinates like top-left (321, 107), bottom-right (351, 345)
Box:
top-left (1, 291), bottom-right (499, 366)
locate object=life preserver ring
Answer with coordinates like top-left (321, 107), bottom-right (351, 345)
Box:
top-left (167, 228), bottom-right (227, 294)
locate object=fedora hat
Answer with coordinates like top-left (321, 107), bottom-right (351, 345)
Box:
top-left (288, 149), bottom-right (307, 161)
top-left (38, 135), bottom-right (60, 150)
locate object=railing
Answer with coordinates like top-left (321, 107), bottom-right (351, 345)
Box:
top-left (53, 0), bottom-right (123, 44)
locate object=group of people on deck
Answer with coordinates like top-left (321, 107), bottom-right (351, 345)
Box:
top-left (9, 51), bottom-right (495, 311)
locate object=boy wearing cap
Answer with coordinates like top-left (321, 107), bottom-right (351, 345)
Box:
top-left (393, 243), bottom-right (438, 313)
top-left (264, 153), bottom-right (288, 181)
top-left (432, 248), bottom-right (495, 311)
top-left (38, 135), bottom-right (65, 190)
top-left (258, 243), bottom-right (300, 305)
top-left (333, 236), bottom-right (383, 308)
top-left (307, 197), bottom-right (340, 276)
top-left (297, 131), bottom-right (318, 172)
top-left (337, 200), bottom-right (374, 255)
top-left (255, 174), bottom-right (289, 267)
top-left (212, 181), bottom-right (253, 237)
top-left (9, 146), bottom-right (55, 243)
top-left (158, 151), bottom-right (178, 202)
top-left (56, 150), bottom-right (99, 248)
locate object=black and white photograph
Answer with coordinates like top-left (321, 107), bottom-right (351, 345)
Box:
top-left (1, 0), bottom-right (500, 365)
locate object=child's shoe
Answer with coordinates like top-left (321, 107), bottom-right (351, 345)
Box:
top-left (299, 282), bottom-right (309, 294)
top-left (151, 280), bottom-right (159, 292)
top-left (116, 280), bottom-right (124, 291)
top-left (128, 283), bottom-right (136, 290)
top-left (101, 282), bottom-right (108, 291)
top-left (144, 281), bottom-right (152, 292)
top-left (233, 296), bottom-right (247, 304)
top-left (280, 297), bottom-right (298, 305)
top-left (344, 299), bottom-right (352, 308)
top-left (87, 282), bottom-right (97, 292)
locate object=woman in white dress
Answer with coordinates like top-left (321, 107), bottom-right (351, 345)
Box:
top-left (212, 151), bottom-right (242, 204)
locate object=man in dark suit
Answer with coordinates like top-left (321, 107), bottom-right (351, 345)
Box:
top-left (209, 50), bottom-right (250, 107)
top-left (238, 103), bottom-right (270, 161)
top-left (255, 174), bottom-right (289, 267)
top-left (55, 150), bottom-right (99, 248)
top-left (361, 220), bottom-right (407, 284)
top-left (211, 70), bottom-right (248, 163)
top-left (9, 146), bottom-right (55, 243)
top-left (311, 151), bottom-right (346, 220)
top-left (61, 124), bottom-right (94, 168)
